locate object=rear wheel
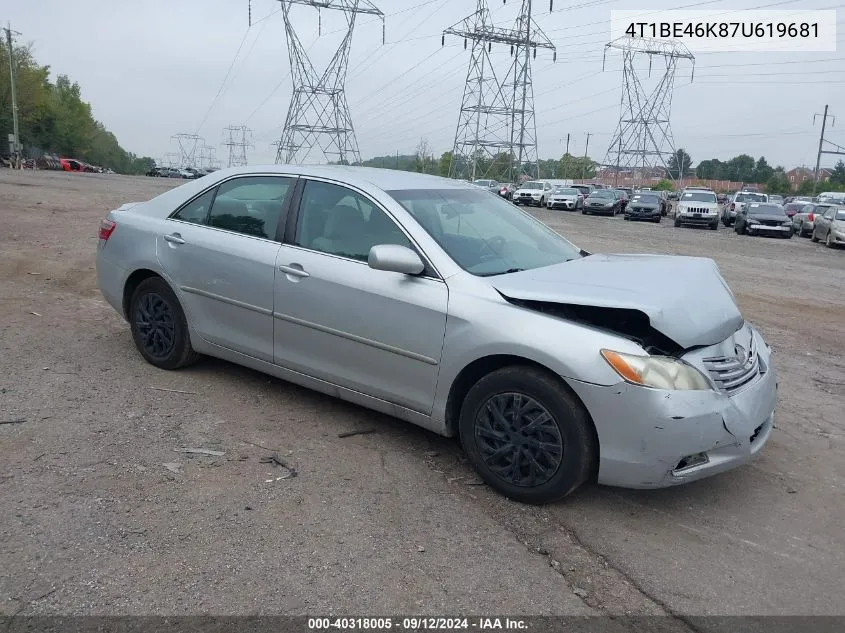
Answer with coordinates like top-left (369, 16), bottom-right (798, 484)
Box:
top-left (709, 221), bottom-right (718, 230)
top-left (458, 366), bottom-right (597, 504)
top-left (826, 232), bottom-right (834, 247)
top-left (129, 277), bottom-right (200, 370)
top-left (811, 230), bottom-right (819, 242)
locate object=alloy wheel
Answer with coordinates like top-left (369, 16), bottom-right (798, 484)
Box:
top-left (474, 392), bottom-right (563, 487)
top-left (134, 292), bottom-right (176, 359)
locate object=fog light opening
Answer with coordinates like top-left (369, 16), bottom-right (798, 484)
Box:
top-left (674, 452), bottom-right (709, 472)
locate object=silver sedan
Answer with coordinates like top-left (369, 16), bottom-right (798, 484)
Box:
top-left (96, 166), bottom-right (777, 504)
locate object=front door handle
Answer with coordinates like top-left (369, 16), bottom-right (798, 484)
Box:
top-left (164, 233), bottom-right (186, 245)
top-left (279, 264), bottom-right (309, 278)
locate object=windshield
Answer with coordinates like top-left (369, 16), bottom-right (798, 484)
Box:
top-left (681, 191), bottom-right (717, 203)
top-left (748, 204), bottom-right (786, 216)
top-left (590, 190), bottom-right (615, 199)
top-left (631, 194), bottom-right (659, 204)
top-left (521, 182), bottom-right (542, 190)
top-left (736, 192), bottom-right (767, 202)
top-left (554, 188), bottom-right (578, 195)
top-left (386, 188), bottom-right (584, 276)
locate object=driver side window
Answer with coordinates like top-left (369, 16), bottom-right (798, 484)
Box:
top-left (294, 180), bottom-right (412, 262)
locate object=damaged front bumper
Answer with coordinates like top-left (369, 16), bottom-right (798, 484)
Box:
top-left (566, 325), bottom-right (777, 489)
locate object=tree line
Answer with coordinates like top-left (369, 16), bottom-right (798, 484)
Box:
top-left (1, 43), bottom-right (153, 174)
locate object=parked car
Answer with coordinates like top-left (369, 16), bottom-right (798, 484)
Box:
top-left (674, 188), bottom-right (720, 229)
top-left (786, 195), bottom-right (813, 205)
top-left (784, 201), bottom-right (809, 218)
top-left (716, 193), bottom-right (728, 204)
top-left (472, 179), bottom-right (500, 194)
top-left (624, 192), bottom-right (662, 223)
top-left (722, 191), bottom-right (768, 226)
top-left (817, 191), bottom-right (845, 205)
top-left (95, 165), bottom-right (776, 503)
top-left (668, 191), bottom-right (681, 201)
top-left (569, 184), bottom-right (591, 199)
top-left (768, 194), bottom-right (784, 205)
top-left (734, 203), bottom-right (792, 238)
top-left (582, 189), bottom-right (622, 216)
top-left (658, 190), bottom-right (670, 216)
top-left (547, 187), bottom-right (583, 211)
top-left (513, 180), bottom-right (554, 207)
top-left (811, 205), bottom-right (845, 247)
top-left (792, 203), bottom-right (823, 237)
top-left (497, 183), bottom-right (516, 200)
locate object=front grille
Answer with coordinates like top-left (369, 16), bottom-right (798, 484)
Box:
top-left (685, 207), bottom-right (711, 213)
top-left (702, 337), bottom-right (761, 395)
top-left (759, 220), bottom-right (782, 227)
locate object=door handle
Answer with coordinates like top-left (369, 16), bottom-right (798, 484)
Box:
top-left (279, 264), bottom-right (309, 278)
top-left (164, 233), bottom-right (186, 245)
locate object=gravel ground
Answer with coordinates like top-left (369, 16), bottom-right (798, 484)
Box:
top-left (0, 170), bottom-right (843, 620)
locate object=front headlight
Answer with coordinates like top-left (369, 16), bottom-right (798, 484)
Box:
top-left (601, 349), bottom-right (713, 391)
top-left (747, 219), bottom-right (759, 225)
top-left (677, 205), bottom-right (686, 213)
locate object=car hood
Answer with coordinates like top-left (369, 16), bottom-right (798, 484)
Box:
top-left (516, 189), bottom-right (541, 194)
top-left (552, 194), bottom-right (578, 199)
top-left (747, 213), bottom-right (789, 222)
top-left (587, 197), bottom-right (614, 203)
top-left (491, 254), bottom-right (743, 349)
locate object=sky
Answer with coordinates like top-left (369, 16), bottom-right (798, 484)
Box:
top-left (5, 0), bottom-right (844, 170)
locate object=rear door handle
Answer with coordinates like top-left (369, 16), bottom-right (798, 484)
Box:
top-left (164, 233), bottom-right (186, 245)
top-left (279, 264), bottom-right (309, 278)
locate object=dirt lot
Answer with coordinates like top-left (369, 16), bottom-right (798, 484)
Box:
top-left (1, 170), bottom-right (843, 621)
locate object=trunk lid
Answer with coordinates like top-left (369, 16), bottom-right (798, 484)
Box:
top-left (491, 254), bottom-right (743, 349)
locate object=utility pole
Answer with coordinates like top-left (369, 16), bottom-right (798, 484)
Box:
top-left (813, 105), bottom-right (843, 183)
top-left (4, 23), bottom-right (22, 169)
top-left (565, 133), bottom-right (570, 155)
top-left (582, 132), bottom-right (591, 180)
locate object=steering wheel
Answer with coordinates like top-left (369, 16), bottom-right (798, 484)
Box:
top-left (479, 235), bottom-right (507, 260)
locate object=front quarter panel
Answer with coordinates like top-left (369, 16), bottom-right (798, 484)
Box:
top-left (432, 273), bottom-right (644, 429)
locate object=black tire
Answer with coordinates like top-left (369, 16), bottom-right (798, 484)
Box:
top-left (709, 222), bottom-right (718, 230)
top-left (811, 231), bottom-right (819, 243)
top-left (129, 276), bottom-right (200, 370)
top-left (539, 197), bottom-right (545, 207)
top-left (654, 216), bottom-right (661, 223)
top-left (582, 209), bottom-right (588, 215)
top-left (623, 216), bottom-right (630, 221)
top-left (458, 366), bottom-right (597, 504)
top-left (674, 216), bottom-right (681, 228)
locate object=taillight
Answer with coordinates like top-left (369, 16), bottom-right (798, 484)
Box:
top-left (808, 213), bottom-right (815, 222)
top-left (99, 219), bottom-right (116, 241)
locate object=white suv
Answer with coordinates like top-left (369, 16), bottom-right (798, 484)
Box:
top-left (674, 188), bottom-right (720, 230)
top-left (513, 180), bottom-right (554, 207)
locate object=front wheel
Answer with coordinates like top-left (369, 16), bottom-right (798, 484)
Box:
top-left (674, 217), bottom-right (681, 227)
top-left (539, 197), bottom-right (545, 207)
top-left (129, 277), bottom-right (200, 370)
top-left (458, 366), bottom-right (597, 504)
top-left (709, 222), bottom-right (718, 230)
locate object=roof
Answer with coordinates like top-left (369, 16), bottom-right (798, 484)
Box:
top-left (210, 164), bottom-right (468, 191)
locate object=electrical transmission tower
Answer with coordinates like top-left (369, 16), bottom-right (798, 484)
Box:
top-left (274, 0), bottom-right (384, 166)
top-left (164, 152), bottom-right (181, 168)
top-left (601, 36), bottom-right (694, 185)
top-left (171, 133), bottom-right (204, 168)
top-left (223, 124), bottom-right (254, 167)
top-left (199, 144), bottom-right (221, 170)
top-left (444, 0), bottom-right (556, 182)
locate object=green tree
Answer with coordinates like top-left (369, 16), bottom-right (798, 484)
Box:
top-left (766, 170), bottom-right (791, 195)
top-left (696, 158), bottom-right (722, 179)
top-left (653, 179), bottom-right (674, 191)
top-left (720, 154), bottom-right (755, 182)
top-left (753, 157), bottom-right (774, 184)
top-left (667, 148), bottom-right (692, 179)
top-left (438, 151), bottom-right (453, 177)
top-left (830, 160), bottom-right (845, 186)
top-left (797, 179), bottom-right (817, 196)
top-left (0, 44), bottom-right (153, 173)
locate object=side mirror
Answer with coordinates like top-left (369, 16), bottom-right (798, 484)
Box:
top-left (368, 244), bottom-right (424, 276)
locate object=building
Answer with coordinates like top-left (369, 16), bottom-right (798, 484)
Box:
top-left (786, 166), bottom-right (832, 188)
